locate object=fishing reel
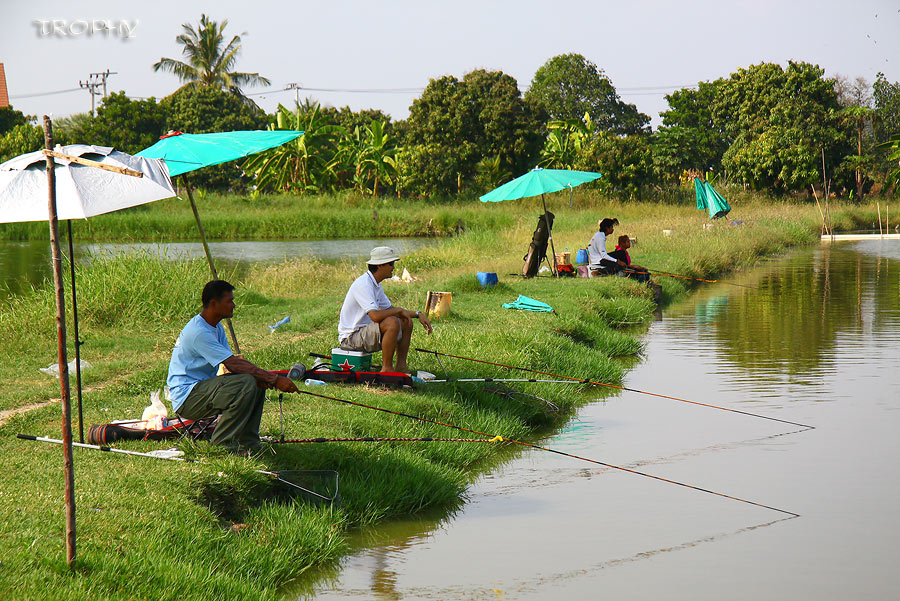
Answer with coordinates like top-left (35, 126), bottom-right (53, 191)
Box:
top-left (287, 362), bottom-right (306, 380)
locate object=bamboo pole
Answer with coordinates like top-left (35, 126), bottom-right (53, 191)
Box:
top-left (541, 194), bottom-right (558, 277)
top-left (43, 116), bottom-right (76, 569)
top-left (877, 202), bottom-right (883, 236)
top-left (182, 180), bottom-right (241, 355)
top-left (42, 149), bottom-right (143, 177)
top-left (811, 184), bottom-right (829, 236)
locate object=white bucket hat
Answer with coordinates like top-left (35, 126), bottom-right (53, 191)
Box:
top-left (366, 246), bottom-right (400, 265)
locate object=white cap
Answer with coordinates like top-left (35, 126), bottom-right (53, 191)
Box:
top-left (366, 246), bottom-right (400, 265)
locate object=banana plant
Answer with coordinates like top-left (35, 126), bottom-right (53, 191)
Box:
top-left (357, 120), bottom-right (399, 196)
top-left (243, 101), bottom-right (345, 193)
top-left (877, 133), bottom-right (900, 191)
top-left (539, 112), bottom-right (596, 168)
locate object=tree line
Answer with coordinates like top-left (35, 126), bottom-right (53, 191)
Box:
top-left (1, 14), bottom-right (898, 199)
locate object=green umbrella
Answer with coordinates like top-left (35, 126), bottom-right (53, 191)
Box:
top-left (137, 130), bottom-right (302, 353)
top-left (502, 295), bottom-right (554, 313)
top-left (480, 168), bottom-right (602, 275)
top-left (694, 177), bottom-right (731, 219)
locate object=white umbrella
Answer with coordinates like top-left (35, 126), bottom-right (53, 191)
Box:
top-left (0, 144), bottom-right (175, 222)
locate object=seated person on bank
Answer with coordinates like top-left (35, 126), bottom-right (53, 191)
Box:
top-left (338, 246), bottom-right (433, 374)
top-left (587, 217), bottom-right (626, 275)
top-left (167, 280), bottom-right (298, 453)
top-left (609, 235), bottom-right (650, 283)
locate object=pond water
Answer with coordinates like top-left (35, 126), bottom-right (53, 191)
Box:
top-left (0, 237), bottom-right (439, 298)
top-left (298, 240), bottom-right (900, 600)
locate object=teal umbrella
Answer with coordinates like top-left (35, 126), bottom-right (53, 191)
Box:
top-left (480, 168), bottom-right (602, 203)
top-left (502, 295), bottom-right (554, 313)
top-left (480, 168), bottom-right (602, 276)
top-left (136, 130), bottom-right (302, 177)
top-left (137, 130), bottom-right (302, 354)
top-left (694, 177), bottom-right (731, 219)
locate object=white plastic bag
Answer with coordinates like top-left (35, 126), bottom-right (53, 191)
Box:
top-left (39, 359), bottom-right (92, 378)
top-left (141, 389), bottom-right (169, 430)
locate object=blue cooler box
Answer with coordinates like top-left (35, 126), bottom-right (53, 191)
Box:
top-left (476, 272), bottom-right (498, 287)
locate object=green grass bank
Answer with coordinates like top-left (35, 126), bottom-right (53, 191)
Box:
top-left (0, 197), bottom-right (862, 600)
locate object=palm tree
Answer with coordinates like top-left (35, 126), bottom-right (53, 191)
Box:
top-left (153, 14), bottom-right (270, 97)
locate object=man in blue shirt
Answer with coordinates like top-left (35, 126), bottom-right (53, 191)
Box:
top-left (167, 280), bottom-right (298, 452)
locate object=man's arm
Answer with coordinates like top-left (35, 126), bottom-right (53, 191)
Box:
top-left (222, 355), bottom-right (299, 393)
top-left (367, 306), bottom-right (407, 323)
top-left (368, 307), bottom-right (433, 334)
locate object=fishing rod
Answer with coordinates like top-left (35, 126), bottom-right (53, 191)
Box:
top-left (290, 388), bottom-right (799, 517)
top-left (267, 436), bottom-right (496, 444)
top-left (428, 377), bottom-right (580, 385)
top-left (628, 267), bottom-right (759, 289)
top-left (415, 348), bottom-right (814, 430)
top-left (17, 434), bottom-right (337, 502)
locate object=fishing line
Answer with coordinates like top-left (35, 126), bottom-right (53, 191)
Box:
top-left (17, 434), bottom-right (337, 502)
top-left (291, 389), bottom-right (799, 517)
top-left (630, 267), bottom-right (759, 289)
top-left (415, 348), bottom-right (814, 430)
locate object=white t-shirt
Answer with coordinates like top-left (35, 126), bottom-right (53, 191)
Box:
top-left (338, 271), bottom-right (392, 342)
top-left (587, 230), bottom-right (617, 265)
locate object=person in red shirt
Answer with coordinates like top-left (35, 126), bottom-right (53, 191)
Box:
top-left (609, 235), bottom-right (650, 283)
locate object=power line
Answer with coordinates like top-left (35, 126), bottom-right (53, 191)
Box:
top-left (10, 87), bottom-right (81, 99)
top-left (244, 86), bottom-right (425, 97)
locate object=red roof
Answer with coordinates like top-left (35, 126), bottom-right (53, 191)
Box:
top-left (0, 64), bottom-right (8, 108)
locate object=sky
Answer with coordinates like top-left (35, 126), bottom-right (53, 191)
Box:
top-left (1, 0), bottom-right (898, 128)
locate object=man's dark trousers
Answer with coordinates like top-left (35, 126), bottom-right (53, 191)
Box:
top-left (178, 373), bottom-right (266, 449)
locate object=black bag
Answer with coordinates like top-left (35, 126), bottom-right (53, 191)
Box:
top-left (522, 212), bottom-right (554, 278)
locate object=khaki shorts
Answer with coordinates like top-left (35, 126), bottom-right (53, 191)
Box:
top-left (340, 321), bottom-right (401, 353)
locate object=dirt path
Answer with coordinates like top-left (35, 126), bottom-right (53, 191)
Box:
top-left (0, 399), bottom-right (58, 428)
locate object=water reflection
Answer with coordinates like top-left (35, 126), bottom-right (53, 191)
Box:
top-left (299, 240), bottom-right (900, 601)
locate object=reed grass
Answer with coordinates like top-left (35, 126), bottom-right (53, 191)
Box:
top-left (0, 196), bottom-right (845, 600)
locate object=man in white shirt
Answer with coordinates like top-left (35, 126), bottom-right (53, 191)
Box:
top-left (338, 247), bottom-right (433, 373)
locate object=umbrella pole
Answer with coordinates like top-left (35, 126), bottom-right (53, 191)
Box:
top-left (182, 179), bottom-right (242, 355)
top-left (541, 194), bottom-right (558, 277)
top-left (43, 116), bottom-right (77, 569)
top-left (66, 221), bottom-right (84, 443)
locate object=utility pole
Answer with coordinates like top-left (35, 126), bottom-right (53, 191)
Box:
top-left (285, 82), bottom-right (301, 108)
top-left (79, 70), bottom-right (117, 116)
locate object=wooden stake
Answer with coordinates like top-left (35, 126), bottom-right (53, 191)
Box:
top-left (44, 116), bottom-right (77, 569)
top-left (877, 202), bottom-right (883, 236)
top-left (42, 149), bottom-right (143, 178)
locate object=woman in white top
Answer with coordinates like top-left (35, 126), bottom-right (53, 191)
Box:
top-left (587, 217), bottom-right (626, 274)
